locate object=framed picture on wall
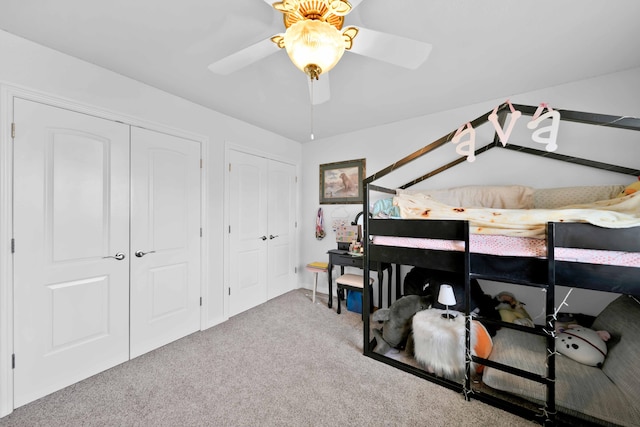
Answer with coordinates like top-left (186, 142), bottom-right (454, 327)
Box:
top-left (319, 158), bottom-right (366, 204)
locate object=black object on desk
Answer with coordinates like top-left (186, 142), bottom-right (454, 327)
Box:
top-left (326, 249), bottom-right (392, 309)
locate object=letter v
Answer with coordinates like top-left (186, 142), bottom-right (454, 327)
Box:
top-left (488, 100), bottom-right (522, 147)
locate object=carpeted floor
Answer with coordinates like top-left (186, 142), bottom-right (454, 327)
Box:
top-left (0, 289), bottom-right (537, 426)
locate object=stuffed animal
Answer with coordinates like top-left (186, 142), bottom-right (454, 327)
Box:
top-left (494, 291), bottom-right (534, 327)
top-left (556, 325), bottom-right (610, 367)
top-left (617, 177), bottom-right (640, 197)
top-left (372, 295), bottom-right (431, 354)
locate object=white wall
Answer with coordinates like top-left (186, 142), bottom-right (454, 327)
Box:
top-left (300, 67), bottom-right (640, 318)
top-left (0, 30), bottom-right (304, 417)
top-left (0, 29), bottom-right (302, 328)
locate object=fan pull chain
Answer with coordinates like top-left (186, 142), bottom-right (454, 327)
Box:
top-left (310, 77), bottom-right (315, 140)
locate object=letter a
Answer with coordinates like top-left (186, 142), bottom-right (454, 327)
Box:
top-left (452, 122), bottom-right (476, 162)
top-left (527, 103), bottom-right (560, 152)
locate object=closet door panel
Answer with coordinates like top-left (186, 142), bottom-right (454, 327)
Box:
top-left (130, 127), bottom-right (201, 358)
top-left (228, 150), bottom-right (268, 316)
top-left (50, 135), bottom-right (109, 260)
top-left (266, 160), bottom-right (296, 299)
top-left (13, 99), bottom-right (130, 407)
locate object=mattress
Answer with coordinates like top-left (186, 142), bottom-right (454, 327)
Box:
top-left (372, 234), bottom-right (640, 268)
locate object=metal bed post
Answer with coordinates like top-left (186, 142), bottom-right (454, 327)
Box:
top-left (544, 222), bottom-right (557, 426)
top-left (463, 220), bottom-right (472, 401)
top-left (363, 182), bottom-right (371, 355)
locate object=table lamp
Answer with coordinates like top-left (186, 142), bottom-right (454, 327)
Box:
top-left (438, 284), bottom-right (457, 320)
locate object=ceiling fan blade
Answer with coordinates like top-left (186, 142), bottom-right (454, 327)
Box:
top-left (348, 0), bottom-right (365, 10)
top-left (308, 74), bottom-right (330, 105)
top-left (208, 37), bottom-right (281, 75)
top-left (188, 14), bottom-right (275, 56)
top-left (348, 26), bottom-right (432, 70)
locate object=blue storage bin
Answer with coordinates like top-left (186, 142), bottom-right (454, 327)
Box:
top-left (347, 289), bottom-right (362, 314)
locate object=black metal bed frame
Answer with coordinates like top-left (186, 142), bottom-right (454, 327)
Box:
top-left (360, 103), bottom-right (640, 426)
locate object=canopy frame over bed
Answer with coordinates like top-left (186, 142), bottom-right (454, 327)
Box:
top-left (360, 102), bottom-right (640, 425)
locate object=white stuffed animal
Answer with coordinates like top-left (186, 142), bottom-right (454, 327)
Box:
top-left (556, 326), bottom-right (610, 367)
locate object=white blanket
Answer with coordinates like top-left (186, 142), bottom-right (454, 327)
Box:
top-left (394, 192), bottom-right (640, 238)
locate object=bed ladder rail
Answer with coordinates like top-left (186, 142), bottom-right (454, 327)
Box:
top-left (477, 318), bottom-right (549, 336)
top-left (471, 356), bottom-right (554, 386)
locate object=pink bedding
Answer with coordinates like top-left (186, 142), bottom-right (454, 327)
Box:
top-left (372, 234), bottom-right (640, 268)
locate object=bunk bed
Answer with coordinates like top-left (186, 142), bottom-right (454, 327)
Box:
top-left (360, 103), bottom-right (640, 426)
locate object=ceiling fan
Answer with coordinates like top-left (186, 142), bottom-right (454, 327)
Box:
top-left (207, 0), bottom-right (433, 105)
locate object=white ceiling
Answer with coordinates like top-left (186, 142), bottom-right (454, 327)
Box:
top-left (2, 0), bottom-right (640, 142)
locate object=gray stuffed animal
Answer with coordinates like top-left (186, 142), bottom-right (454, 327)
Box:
top-left (372, 295), bottom-right (431, 354)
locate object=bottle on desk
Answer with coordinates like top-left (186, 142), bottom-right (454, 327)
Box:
top-left (349, 240), bottom-right (363, 254)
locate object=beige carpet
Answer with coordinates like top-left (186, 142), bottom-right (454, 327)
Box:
top-left (0, 289), bottom-right (536, 426)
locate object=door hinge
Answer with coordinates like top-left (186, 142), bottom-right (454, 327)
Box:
top-left (294, 266), bottom-right (297, 274)
top-left (200, 228), bottom-right (203, 237)
top-left (200, 159), bottom-right (203, 169)
top-left (11, 238), bottom-right (15, 253)
top-left (200, 297), bottom-right (203, 306)
top-left (228, 225), bottom-right (231, 234)
top-left (11, 123), bottom-right (16, 139)
top-left (12, 354), bottom-right (15, 369)
top-left (228, 163), bottom-right (231, 172)
top-left (228, 287), bottom-right (231, 296)
top-left (295, 221), bottom-right (297, 228)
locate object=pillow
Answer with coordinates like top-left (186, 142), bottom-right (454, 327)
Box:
top-left (397, 185), bottom-right (534, 209)
top-left (590, 295), bottom-right (640, 393)
top-left (472, 320), bottom-right (493, 373)
top-left (556, 326), bottom-right (607, 367)
top-left (533, 185), bottom-right (625, 208)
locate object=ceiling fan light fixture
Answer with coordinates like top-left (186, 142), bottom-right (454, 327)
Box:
top-left (283, 19), bottom-right (345, 79)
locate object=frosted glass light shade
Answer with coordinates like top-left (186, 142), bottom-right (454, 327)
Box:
top-left (438, 284), bottom-right (457, 306)
top-left (284, 20), bottom-right (345, 76)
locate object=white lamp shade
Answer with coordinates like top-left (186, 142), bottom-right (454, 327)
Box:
top-left (438, 284), bottom-right (457, 306)
top-left (283, 20), bottom-right (346, 75)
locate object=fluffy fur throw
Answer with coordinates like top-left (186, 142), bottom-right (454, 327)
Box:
top-left (412, 309), bottom-right (490, 380)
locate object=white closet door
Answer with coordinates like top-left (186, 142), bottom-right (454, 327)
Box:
top-left (13, 99), bottom-right (130, 407)
top-left (228, 150), bottom-right (268, 316)
top-left (266, 160), bottom-right (296, 299)
top-left (129, 127), bottom-right (201, 358)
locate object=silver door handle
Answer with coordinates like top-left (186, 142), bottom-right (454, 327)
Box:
top-left (103, 252), bottom-right (126, 261)
top-left (259, 236), bottom-right (267, 241)
top-left (269, 234), bottom-right (279, 240)
top-left (135, 250), bottom-right (156, 258)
